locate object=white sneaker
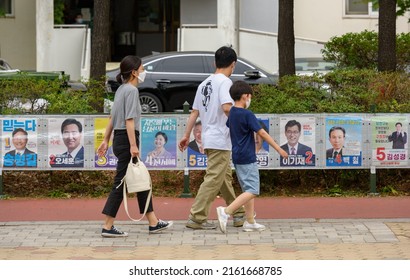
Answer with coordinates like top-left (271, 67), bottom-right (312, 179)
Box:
top-left (242, 221), bottom-right (266, 232)
top-left (216, 206), bottom-right (230, 234)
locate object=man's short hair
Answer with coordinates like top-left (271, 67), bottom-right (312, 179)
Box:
top-left (285, 120), bottom-right (301, 132)
top-left (61, 119), bottom-right (83, 134)
top-left (194, 120), bottom-right (202, 127)
top-left (12, 128), bottom-right (28, 137)
top-left (328, 126), bottom-right (345, 137)
top-left (215, 46), bottom-right (237, 69)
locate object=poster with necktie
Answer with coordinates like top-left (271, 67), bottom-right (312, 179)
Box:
top-left (325, 116), bottom-right (362, 167)
top-left (371, 115), bottom-right (408, 167)
top-left (279, 116), bottom-right (316, 167)
top-left (48, 118), bottom-right (85, 168)
top-left (1, 118), bottom-right (38, 168)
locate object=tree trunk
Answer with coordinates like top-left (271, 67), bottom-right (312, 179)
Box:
top-left (278, 0), bottom-right (295, 78)
top-left (90, 0), bottom-right (110, 81)
top-left (89, 0), bottom-right (110, 112)
top-left (378, 0), bottom-right (397, 72)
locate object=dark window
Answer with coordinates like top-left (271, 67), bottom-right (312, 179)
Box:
top-left (144, 60), bottom-right (160, 72)
top-left (233, 60), bottom-right (255, 75)
top-left (0, 0), bottom-right (13, 16)
top-left (156, 56), bottom-right (205, 73)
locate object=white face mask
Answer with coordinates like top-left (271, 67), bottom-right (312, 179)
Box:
top-left (245, 97), bottom-right (251, 109)
top-left (138, 70), bottom-right (146, 83)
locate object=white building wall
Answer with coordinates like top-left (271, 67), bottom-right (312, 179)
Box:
top-left (294, 0), bottom-right (410, 42)
top-left (36, 0), bottom-right (54, 73)
top-left (36, 0), bottom-right (90, 81)
top-left (238, 31), bottom-right (278, 74)
top-left (180, 0), bottom-right (410, 74)
top-left (217, 0), bottom-right (239, 49)
top-left (47, 26), bottom-right (90, 81)
top-left (0, 0), bottom-right (37, 69)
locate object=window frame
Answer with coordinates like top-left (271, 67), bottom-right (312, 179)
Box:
top-left (344, 0), bottom-right (379, 18)
top-left (0, 0), bottom-right (14, 17)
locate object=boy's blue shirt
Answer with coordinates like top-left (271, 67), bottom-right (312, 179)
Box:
top-left (227, 106), bottom-right (262, 164)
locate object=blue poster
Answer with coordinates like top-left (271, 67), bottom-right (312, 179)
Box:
top-left (2, 118), bottom-right (38, 168)
top-left (187, 119), bottom-right (207, 168)
top-left (325, 117), bottom-right (362, 167)
top-left (256, 118), bottom-right (270, 167)
top-left (141, 117), bottom-right (177, 168)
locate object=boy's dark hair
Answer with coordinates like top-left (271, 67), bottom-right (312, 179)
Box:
top-left (229, 80), bottom-right (253, 101)
top-left (61, 118), bottom-right (83, 134)
top-left (215, 46), bottom-right (237, 69)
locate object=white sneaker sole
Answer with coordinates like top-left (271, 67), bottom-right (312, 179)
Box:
top-left (101, 232), bottom-right (129, 238)
top-left (149, 221), bottom-right (174, 234)
top-left (243, 227), bottom-right (266, 232)
top-left (216, 207), bottom-right (228, 234)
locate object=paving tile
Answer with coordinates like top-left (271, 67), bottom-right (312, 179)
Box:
top-left (1, 219), bottom-right (410, 260)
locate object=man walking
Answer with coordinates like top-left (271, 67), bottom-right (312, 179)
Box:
top-left (178, 46), bottom-right (245, 229)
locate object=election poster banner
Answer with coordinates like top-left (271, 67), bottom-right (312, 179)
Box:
top-left (325, 116), bottom-right (362, 167)
top-left (141, 117), bottom-right (177, 168)
top-left (279, 117), bottom-right (316, 167)
top-left (187, 119), bottom-right (207, 168)
top-left (2, 118), bottom-right (38, 168)
top-left (48, 118), bottom-right (85, 168)
top-left (94, 118), bottom-right (117, 168)
top-left (371, 115), bottom-right (408, 167)
top-left (256, 118), bottom-right (270, 167)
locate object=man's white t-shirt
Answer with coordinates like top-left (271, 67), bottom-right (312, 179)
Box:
top-left (192, 73), bottom-right (233, 150)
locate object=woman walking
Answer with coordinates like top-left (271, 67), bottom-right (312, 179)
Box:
top-left (97, 55), bottom-right (172, 237)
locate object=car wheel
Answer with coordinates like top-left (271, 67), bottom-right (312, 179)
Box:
top-left (140, 92), bottom-right (163, 113)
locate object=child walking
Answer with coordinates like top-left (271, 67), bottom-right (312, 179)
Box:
top-left (216, 81), bottom-right (288, 233)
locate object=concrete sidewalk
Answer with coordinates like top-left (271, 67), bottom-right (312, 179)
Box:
top-left (1, 219), bottom-right (410, 260)
top-left (1, 197), bottom-right (410, 260)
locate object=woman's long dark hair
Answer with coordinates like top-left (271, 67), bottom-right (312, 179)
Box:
top-left (116, 55), bottom-right (142, 84)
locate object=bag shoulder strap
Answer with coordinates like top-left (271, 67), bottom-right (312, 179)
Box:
top-left (121, 176), bottom-right (152, 222)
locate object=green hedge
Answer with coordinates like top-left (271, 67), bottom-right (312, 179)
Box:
top-left (251, 69), bottom-right (410, 114)
top-left (1, 71), bottom-right (409, 197)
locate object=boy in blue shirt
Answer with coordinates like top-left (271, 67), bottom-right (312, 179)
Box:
top-left (217, 81), bottom-right (288, 233)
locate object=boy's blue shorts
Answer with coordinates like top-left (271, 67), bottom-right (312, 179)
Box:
top-left (234, 162), bottom-right (260, 195)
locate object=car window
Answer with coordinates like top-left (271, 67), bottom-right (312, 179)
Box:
top-left (233, 60), bottom-right (255, 75)
top-left (204, 57), bottom-right (257, 75)
top-left (155, 56), bottom-right (205, 73)
top-left (144, 60), bottom-right (159, 72)
top-left (295, 59), bottom-right (335, 71)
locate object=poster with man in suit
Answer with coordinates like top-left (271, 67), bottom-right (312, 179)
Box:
top-left (2, 118), bottom-right (38, 168)
top-left (48, 118), bottom-right (85, 168)
top-left (279, 117), bottom-right (316, 167)
top-left (372, 116), bottom-right (408, 166)
top-left (325, 117), bottom-right (362, 167)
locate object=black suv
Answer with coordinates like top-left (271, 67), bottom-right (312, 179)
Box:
top-left (106, 51), bottom-right (278, 113)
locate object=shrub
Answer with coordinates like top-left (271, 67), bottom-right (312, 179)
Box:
top-left (322, 30), bottom-right (410, 71)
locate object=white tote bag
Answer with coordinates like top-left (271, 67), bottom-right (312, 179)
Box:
top-left (117, 157), bottom-right (152, 221)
